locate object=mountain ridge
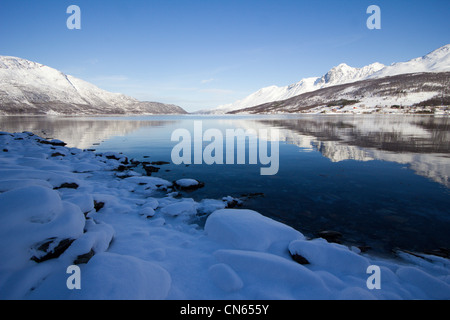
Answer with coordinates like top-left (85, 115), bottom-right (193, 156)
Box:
top-left (228, 71), bottom-right (450, 115)
top-left (201, 44), bottom-right (450, 114)
top-left (0, 56), bottom-right (187, 115)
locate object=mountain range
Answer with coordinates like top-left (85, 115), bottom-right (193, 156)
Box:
top-left (0, 56), bottom-right (187, 115)
top-left (202, 44), bottom-right (450, 114)
top-left (1, 44), bottom-right (449, 116)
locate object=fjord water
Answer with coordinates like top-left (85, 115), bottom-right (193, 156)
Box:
top-left (1, 115), bottom-right (449, 256)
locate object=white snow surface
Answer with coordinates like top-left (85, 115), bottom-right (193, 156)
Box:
top-left (0, 56), bottom-right (185, 115)
top-left (203, 44), bottom-right (450, 114)
top-left (0, 131), bottom-right (449, 300)
top-left (0, 56), bottom-right (134, 108)
top-left (175, 178), bottom-right (201, 188)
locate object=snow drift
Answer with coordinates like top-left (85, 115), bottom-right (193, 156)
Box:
top-left (0, 131), bottom-right (449, 300)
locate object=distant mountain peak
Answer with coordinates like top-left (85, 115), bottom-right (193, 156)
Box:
top-left (318, 62), bottom-right (385, 85)
top-left (0, 56), bottom-right (43, 70)
top-left (424, 43), bottom-right (450, 58)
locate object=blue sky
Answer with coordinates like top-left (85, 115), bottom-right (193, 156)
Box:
top-left (1, 0), bottom-right (449, 112)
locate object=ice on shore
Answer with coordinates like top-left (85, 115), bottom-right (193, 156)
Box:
top-left (0, 131), bottom-right (449, 300)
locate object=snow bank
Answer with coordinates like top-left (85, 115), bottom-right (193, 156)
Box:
top-left (70, 253), bottom-right (171, 300)
top-left (289, 238), bottom-right (370, 275)
top-left (205, 209), bottom-right (304, 255)
top-left (159, 198), bottom-right (198, 217)
top-left (0, 131), bottom-right (449, 300)
top-left (0, 185), bottom-right (85, 270)
top-left (214, 249), bottom-right (332, 299)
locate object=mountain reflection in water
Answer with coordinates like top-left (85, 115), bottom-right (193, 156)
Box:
top-left (0, 114), bottom-right (449, 255)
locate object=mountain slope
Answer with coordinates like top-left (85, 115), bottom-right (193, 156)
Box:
top-left (203, 62), bottom-right (385, 114)
top-left (369, 44), bottom-right (450, 79)
top-left (203, 44), bottom-right (450, 114)
top-left (228, 72), bottom-right (450, 114)
top-left (0, 56), bottom-right (187, 115)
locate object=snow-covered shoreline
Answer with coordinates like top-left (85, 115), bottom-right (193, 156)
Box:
top-left (0, 131), bottom-right (449, 300)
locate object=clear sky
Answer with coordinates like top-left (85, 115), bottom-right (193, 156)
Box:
top-left (1, 0), bottom-right (449, 112)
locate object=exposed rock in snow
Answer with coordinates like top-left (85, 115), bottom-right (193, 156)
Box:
top-left (174, 178), bottom-right (205, 191)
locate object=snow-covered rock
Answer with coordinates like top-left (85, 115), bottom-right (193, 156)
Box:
top-left (159, 198), bottom-right (198, 217)
top-left (289, 238), bottom-right (370, 275)
top-left (0, 185), bottom-right (85, 270)
top-left (173, 178), bottom-right (205, 190)
top-left (0, 131), bottom-right (449, 300)
top-left (205, 209), bottom-right (304, 255)
top-left (69, 252), bottom-right (171, 300)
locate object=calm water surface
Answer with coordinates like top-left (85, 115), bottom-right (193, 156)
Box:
top-left (1, 114), bottom-right (449, 256)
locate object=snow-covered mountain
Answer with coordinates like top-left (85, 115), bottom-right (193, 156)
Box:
top-left (0, 56), bottom-right (187, 115)
top-left (202, 44), bottom-right (450, 114)
top-left (229, 71), bottom-right (449, 115)
top-left (201, 63), bottom-right (385, 114)
top-left (368, 44), bottom-right (450, 79)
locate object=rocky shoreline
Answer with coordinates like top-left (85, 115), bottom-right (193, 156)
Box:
top-left (0, 131), bottom-right (449, 300)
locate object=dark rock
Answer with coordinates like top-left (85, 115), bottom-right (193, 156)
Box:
top-left (31, 238), bottom-right (74, 263)
top-left (105, 155), bottom-right (128, 164)
top-left (173, 179), bottom-right (205, 191)
top-left (241, 192), bottom-right (265, 198)
top-left (39, 139), bottom-right (66, 147)
top-left (226, 200), bottom-right (241, 208)
top-left (357, 245), bottom-right (372, 253)
top-left (74, 249), bottom-right (95, 265)
top-left (143, 165), bottom-right (160, 176)
top-left (150, 161), bottom-right (170, 165)
top-left (51, 152), bottom-right (65, 157)
top-left (115, 165), bottom-right (127, 172)
top-left (94, 200), bottom-right (105, 212)
top-left (130, 159), bottom-right (141, 166)
top-left (54, 182), bottom-right (79, 190)
top-left (223, 197), bottom-right (243, 208)
top-left (35, 238), bottom-right (55, 252)
top-left (424, 247), bottom-right (450, 259)
top-left (106, 154), bottom-right (120, 160)
top-left (291, 253), bottom-right (310, 265)
top-left (317, 230), bottom-right (343, 244)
